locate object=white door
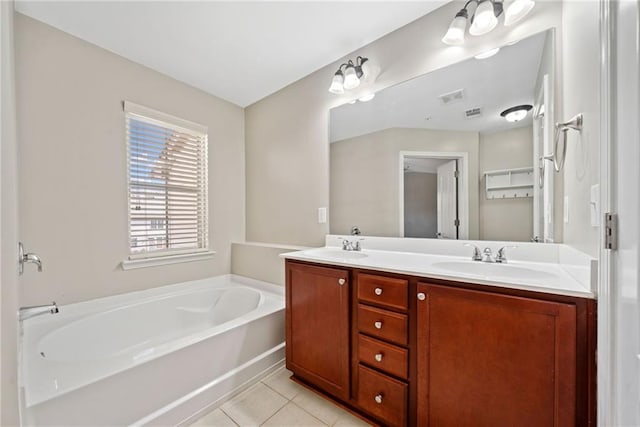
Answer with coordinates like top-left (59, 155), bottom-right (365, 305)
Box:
top-left (436, 160), bottom-right (458, 239)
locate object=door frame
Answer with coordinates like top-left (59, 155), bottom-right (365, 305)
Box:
top-left (398, 151), bottom-right (469, 239)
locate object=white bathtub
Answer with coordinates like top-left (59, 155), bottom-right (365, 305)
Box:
top-left (20, 274), bottom-right (285, 426)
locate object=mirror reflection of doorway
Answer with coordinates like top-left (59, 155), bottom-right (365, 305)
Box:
top-left (403, 157), bottom-right (459, 239)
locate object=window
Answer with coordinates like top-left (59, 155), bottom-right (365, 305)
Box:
top-left (125, 101), bottom-right (208, 260)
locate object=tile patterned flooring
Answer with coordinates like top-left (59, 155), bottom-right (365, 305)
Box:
top-left (190, 367), bottom-right (372, 427)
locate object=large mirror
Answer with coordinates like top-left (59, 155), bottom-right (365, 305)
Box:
top-left (329, 29), bottom-right (556, 243)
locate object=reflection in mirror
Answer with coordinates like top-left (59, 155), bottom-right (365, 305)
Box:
top-left (329, 29), bottom-right (555, 243)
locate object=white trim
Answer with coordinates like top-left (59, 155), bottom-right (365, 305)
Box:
top-left (121, 250), bottom-right (216, 270)
top-left (597, 0), bottom-right (614, 424)
top-left (398, 151), bottom-right (469, 240)
top-left (123, 100), bottom-right (208, 136)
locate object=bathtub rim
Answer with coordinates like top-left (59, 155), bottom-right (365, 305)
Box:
top-left (20, 274), bottom-right (284, 408)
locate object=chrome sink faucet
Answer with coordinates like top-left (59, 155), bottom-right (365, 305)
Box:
top-left (19, 302), bottom-right (59, 321)
top-left (340, 237), bottom-right (363, 251)
top-left (464, 244), bottom-right (517, 263)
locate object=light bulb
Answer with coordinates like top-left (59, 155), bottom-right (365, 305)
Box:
top-left (442, 9), bottom-right (468, 45)
top-left (469, 0), bottom-right (498, 36)
top-left (343, 64), bottom-right (360, 90)
top-left (504, 0), bottom-right (535, 26)
top-left (328, 71), bottom-right (344, 94)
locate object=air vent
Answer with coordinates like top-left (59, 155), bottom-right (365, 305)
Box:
top-left (438, 89), bottom-right (465, 104)
top-left (465, 107), bottom-right (482, 118)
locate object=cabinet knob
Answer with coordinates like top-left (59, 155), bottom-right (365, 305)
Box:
top-left (374, 287), bottom-right (383, 296)
top-left (338, 278), bottom-right (346, 286)
top-left (374, 394), bottom-right (383, 404)
top-left (374, 353), bottom-right (383, 362)
top-left (417, 292), bottom-right (426, 301)
top-left (374, 321), bottom-right (383, 329)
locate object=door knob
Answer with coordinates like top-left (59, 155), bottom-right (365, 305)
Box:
top-left (338, 278), bottom-right (346, 285)
top-left (417, 292), bottom-right (426, 301)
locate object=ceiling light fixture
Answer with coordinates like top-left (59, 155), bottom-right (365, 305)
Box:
top-left (442, 0), bottom-right (535, 45)
top-left (328, 56), bottom-right (370, 94)
top-left (500, 104), bottom-right (533, 122)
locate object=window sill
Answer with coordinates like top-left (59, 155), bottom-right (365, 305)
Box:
top-left (121, 251), bottom-right (216, 270)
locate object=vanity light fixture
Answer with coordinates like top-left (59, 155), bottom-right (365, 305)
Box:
top-left (328, 56), bottom-right (370, 94)
top-left (500, 104), bottom-right (533, 122)
top-left (442, 0), bottom-right (535, 45)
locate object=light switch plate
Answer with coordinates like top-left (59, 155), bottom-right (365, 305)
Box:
top-left (318, 207), bottom-right (327, 224)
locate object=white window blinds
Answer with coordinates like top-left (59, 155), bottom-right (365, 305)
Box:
top-left (125, 101), bottom-right (208, 259)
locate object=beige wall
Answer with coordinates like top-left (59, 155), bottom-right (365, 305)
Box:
top-left (479, 126), bottom-right (534, 241)
top-left (330, 128), bottom-right (479, 238)
top-left (560, 1), bottom-right (601, 257)
top-left (245, 1), bottom-right (563, 247)
top-left (15, 14), bottom-right (245, 306)
top-left (404, 172), bottom-right (437, 239)
top-left (1, 2), bottom-right (20, 425)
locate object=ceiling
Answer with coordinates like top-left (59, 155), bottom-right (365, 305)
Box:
top-left (330, 30), bottom-right (548, 142)
top-left (15, 1), bottom-right (447, 107)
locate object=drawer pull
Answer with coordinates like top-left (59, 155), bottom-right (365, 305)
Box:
top-left (417, 292), bottom-right (426, 301)
top-left (374, 287), bottom-right (383, 296)
top-left (374, 394), bottom-right (383, 404)
top-left (374, 321), bottom-right (383, 329)
top-left (338, 278), bottom-right (346, 286)
top-left (374, 353), bottom-right (383, 362)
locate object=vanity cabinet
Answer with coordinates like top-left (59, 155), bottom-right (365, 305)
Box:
top-left (285, 262), bottom-right (351, 400)
top-left (416, 283), bottom-right (578, 427)
top-left (285, 260), bottom-right (596, 427)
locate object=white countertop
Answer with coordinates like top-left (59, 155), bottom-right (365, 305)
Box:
top-left (281, 245), bottom-right (595, 299)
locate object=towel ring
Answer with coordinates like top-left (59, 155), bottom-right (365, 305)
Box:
top-left (547, 113), bottom-right (583, 172)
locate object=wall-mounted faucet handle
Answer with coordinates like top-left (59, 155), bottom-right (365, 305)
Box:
top-left (496, 246), bottom-right (518, 263)
top-left (350, 226), bottom-right (361, 236)
top-left (18, 242), bottom-right (43, 275)
top-left (463, 243), bottom-right (482, 261)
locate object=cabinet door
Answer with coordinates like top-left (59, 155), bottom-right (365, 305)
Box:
top-left (286, 262), bottom-right (350, 400)
top-left (416, 283), bottom-right (577, 427)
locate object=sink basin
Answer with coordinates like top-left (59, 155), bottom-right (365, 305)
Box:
top-left (430, 261), bottom-right (556, 280)
top-left (306, 249), bottom-right (368, 260)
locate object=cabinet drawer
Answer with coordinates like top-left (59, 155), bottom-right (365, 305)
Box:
top-left (358, 304), bottom-right (408, 346)
top-left (357, 273), bottom-right (408, 311)
top-left (357, 364), bottom-right (407, 426)
top-left (358, 334), bottom-right (408, 380)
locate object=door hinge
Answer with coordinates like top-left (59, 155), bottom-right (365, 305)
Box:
top-left (604, 212), bottom-right (617, 250)
top-left (454, 218), bottom-right (460, 227)
top-left (454, 170), bottom-right (460, 178)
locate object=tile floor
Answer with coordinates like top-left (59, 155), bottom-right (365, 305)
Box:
top-left (190, 367), bottom-right (372, 427)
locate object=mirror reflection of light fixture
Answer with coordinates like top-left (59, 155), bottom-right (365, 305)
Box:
top-left (358, 93), bottom-right (376, 102)
top-left (328, 56), bottom-right (370, 94)
top-left (474, 47), bottom-right (500, 59)
top-left (500, 104), bottom-right (533, 122)
top-left (442, 0), bottom-right (535, 45)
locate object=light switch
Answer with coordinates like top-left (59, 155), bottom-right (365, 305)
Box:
top-left (590, 184), bottom-right (600, 227)
top-left (564, 196), bottom-right (569, 223)
top-left (318, 207), bottom-right (327, 224)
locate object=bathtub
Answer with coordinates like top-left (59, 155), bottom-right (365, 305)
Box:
top-left (20, 274), bottom-right (285, 426)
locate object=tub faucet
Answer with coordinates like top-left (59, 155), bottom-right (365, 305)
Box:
top-left (19, 302), bottom-right (58, 321)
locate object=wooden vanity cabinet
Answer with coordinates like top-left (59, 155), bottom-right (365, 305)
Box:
top-left (416, 283), bottom-right (582, 427)
top-left (285, 260), bottom-right (596, 427)
top-left (285, 262), bottom-right (351, 400)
